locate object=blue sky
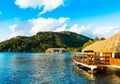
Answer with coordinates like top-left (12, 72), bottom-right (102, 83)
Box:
top-left (0, 0), bottom-right (120, 42)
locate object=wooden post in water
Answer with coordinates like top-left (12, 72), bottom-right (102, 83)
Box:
top-left (88, 68), bottom-right (96, 74)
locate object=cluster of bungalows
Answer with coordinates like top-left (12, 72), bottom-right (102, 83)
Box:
top-left (46, 48), bottom-right (67, 53)
top-left (73, 32), bottom-right (120, 73)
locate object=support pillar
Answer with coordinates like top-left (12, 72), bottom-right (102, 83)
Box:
top-left (88, 68), bottom-right (95, 74)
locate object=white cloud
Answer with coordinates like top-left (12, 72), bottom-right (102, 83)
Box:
top-left (9, 31), bottom-right (25, 39)
top-left (9, 17), bottom-right (120, 40)
top-left (8, 17), bottom-right (92, 37)
top-left (55, 24), bottom-right (67, 32)
top-left (9, 20), bottom-right (32, 38)
top-left (8, 17), bottom-right (94, 39)
top-left (55, 24), bottom-right (92, 36)
top-left (39, 0), bottom-right (64, 15)
top-left (15, 0), bottom-right (64, 15)
top-left (69, 24), bottom-right (92, 34)
top-left (29, 17), bottom-right (69, 34)
top-left (9, 24), bottom-right (24, 38)
top-left (93, 26), bottom-right (120, 38)
top-left (9, 24), bottom-right (18, 32)
top-left (2, 17), bottom-right (95, 42)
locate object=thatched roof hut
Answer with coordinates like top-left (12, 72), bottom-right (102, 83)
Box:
top-left (81, 32), bottom-right (120, 67)
top-left (82, 32), bottom-right (120, 53)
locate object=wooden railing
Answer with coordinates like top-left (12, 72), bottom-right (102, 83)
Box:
top-left (72, 55), bottom-right (110, 65)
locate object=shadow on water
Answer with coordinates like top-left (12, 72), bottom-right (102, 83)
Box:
top-left (73, 64), bottom-right (120, 84)
top-left (10, 56), bottom-right (32, 64)
top-left (73, 65), bottom-right (95, 81)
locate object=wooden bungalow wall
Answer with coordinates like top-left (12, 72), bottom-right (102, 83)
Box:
top-left (103, 53), bottom-right (112, 57)
top-left (110, 58), bottom-right (120, 66)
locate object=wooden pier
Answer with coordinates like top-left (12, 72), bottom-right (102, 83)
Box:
top-left (72, 54), bottom-right (111, 73)
top-left (74, 32), bottom-right (120, 74)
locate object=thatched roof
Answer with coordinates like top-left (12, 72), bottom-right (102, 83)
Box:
top-left (82, 32), bottom-right (120, 53)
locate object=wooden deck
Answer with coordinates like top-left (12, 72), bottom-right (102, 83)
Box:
top-left (72, 53), bottom-right (120, 74)
top-left (72, 54), bottom-right (111, 73)
top-left (72, 55), bottom-right (110, 66)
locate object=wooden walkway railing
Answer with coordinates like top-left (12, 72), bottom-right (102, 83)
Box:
top-left (72, 55), bottom-right (110, 66)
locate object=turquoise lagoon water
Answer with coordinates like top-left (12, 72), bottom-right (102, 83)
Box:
top-left (0, 52), bottom-right (120, 84)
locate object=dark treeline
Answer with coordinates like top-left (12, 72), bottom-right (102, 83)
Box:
top-left (0, 31), bottom-right (92, 52)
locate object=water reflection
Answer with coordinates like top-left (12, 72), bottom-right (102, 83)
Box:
top-left (31, 53), bottom-right (72, 84)
top-left (73, 64), bottom-right (120, 84)
top-left (95, 67), bottom-right (120, 84)
top-left (0, 52), bottom-right (120, 84)
top-left (73, 65), bottom-right (95, 81)
top-left (9, 54), bottom-right (35, 83)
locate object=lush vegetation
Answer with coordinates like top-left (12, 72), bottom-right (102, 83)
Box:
top-left (0, 31), bottom-right (92, 52)
top-left (82, 36), bottom-right (105, 49)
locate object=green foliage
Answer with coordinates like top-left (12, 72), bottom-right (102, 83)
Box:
top-left (82, 40), bottom-right (93, 49)
top-left (0, 31), bottom-right (92, 52)
top-left (100, 37), bottom-right (106, 40)
top-left (66, 47), bottom-right (82, 52)
top-left (94, 36), bottom-right (100, 41)
top-left (82, 36), bottom-right (106, 49)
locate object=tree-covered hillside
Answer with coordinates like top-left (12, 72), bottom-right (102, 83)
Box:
top-left (0, 31), bottom-right (92, 52)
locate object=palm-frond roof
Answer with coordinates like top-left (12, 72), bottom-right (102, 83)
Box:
top-left (82, 32), bottom-right (120, 53)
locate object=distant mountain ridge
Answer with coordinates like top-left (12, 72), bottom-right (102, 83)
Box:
top-left (0, 31), bottom-right (92, 52)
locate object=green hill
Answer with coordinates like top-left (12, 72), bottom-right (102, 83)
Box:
top-left (0, 31), bottom-right (92, 52)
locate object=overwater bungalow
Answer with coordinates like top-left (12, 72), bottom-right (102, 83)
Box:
top-left (46, 48), bottom-right (67, 53)
top-left (73, 32), bottom-right (120, 73)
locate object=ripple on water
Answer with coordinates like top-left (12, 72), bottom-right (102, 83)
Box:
top-left (0, 53), bottom-right (120, 84)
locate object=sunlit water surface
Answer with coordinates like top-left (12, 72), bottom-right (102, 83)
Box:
top-left (0, 52), bottom-right (120, 84)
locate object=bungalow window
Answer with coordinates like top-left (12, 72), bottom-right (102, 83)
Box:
top-left (114, 53), bottom-right (120, 59)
